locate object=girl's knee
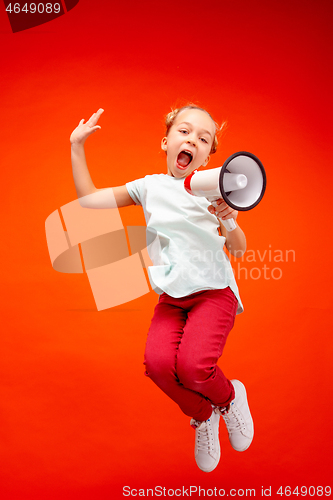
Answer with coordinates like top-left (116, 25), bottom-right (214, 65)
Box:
top-left (144, 350), bottom-right (175, 381)
top-left (177, 356), bottom-right (215, 389)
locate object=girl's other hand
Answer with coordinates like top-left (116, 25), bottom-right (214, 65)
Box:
top-left (70, 108), bottom-right (104, 145)
top-left (208, 198), bottom-right (238, 221)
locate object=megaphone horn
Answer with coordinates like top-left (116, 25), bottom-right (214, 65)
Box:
top-left (184, 151), bottom-right (266, 232)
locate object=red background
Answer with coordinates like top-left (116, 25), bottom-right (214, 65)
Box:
top-left (0, 0), bottom-right (332, 498)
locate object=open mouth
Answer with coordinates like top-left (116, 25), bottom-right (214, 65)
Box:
top-left (177, 150), bottom-right (193, 168)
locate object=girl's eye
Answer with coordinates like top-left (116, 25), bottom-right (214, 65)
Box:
top-left (200, 137), bottom-right (208, 143)
top-left (180, 129), bottom-right (188, 134)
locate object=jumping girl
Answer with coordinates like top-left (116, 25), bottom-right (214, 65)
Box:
top-left (70, 105), bottom-right (254, 473)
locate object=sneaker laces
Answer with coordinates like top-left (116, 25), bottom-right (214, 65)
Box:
top-left (220, 402), bottom-right (246, 435)
top-left (191, 418), bottom-right (215, 452)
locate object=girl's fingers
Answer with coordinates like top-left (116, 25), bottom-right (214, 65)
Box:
top-left (208, 198), bottom-right (238, 220)
top-left (208, 202), bottom-right (228, 215)
top-left (81, 109), bottom-right (104, 127)
top-left (90, 109), bottom-right (104, 125)
top-left (216, 206), bottom-right (229, 216)
top-left (86, 112), bottom-right (97, 125)
top-left (223, 210), bottom-right (238, 220)
top-left (217, 206), bottom-right (235, 218)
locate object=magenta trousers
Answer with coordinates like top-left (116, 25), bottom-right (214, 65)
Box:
top-left (144, 287), bottom-right (238, 422)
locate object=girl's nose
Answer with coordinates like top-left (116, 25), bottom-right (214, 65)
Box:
top-left (187, 136), bottom-right (197, 146)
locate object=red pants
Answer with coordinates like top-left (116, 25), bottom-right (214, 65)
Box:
top-left (144, 287), bottom-right (238, 422)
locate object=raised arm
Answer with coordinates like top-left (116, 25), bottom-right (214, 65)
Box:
top-left (70, 109), bottom-right (134, 208)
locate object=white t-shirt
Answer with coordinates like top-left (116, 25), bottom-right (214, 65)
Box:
top-left (126, 174), bottom-right (243, 314)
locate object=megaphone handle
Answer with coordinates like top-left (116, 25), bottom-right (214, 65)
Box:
top-left (210, 199), bottom-right (237, 232)
top-left (219, 217), bottom-right (237, 232)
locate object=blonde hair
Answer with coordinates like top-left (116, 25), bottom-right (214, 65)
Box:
top-left (164, 104), bottom-right (225, 154)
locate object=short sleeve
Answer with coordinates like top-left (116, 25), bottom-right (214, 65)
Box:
top-left (126, 177), bottom-right (145, 206)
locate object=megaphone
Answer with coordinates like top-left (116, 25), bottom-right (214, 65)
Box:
top-left (184, 151), bottom-right (266, 231)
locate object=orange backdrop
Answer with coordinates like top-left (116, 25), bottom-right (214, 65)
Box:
top-left (0, 0), bottom-right (332, 499)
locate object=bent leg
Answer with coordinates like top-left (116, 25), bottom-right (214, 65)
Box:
top-left (176, 288), bottom-right (238, 410)
top-left (144, 294), bottom-right (213, 421)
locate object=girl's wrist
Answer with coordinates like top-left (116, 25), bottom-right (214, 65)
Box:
top-left (70, 140), bottom-right (85, 149)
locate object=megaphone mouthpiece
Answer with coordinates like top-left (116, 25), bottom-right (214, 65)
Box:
top-left (223, 172), bottom-right (248, 192)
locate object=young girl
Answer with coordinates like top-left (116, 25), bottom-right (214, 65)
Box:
top-left (70, 105), bottom-right (254, 473)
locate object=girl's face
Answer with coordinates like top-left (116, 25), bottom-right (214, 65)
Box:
top-left (162, 109), bottom-right (215, 179)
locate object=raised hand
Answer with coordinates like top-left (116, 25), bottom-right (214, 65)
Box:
top-left (70, 108), bottom-right (104, 145)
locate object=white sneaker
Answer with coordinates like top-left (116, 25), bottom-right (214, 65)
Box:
top-left (217, 380), bottom-right (254, 452)
top-left (190, 410), bottom-right (221, 473)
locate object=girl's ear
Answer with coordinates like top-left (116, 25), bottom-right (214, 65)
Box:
top-left (202, 155), bottom-right (210, 167)
top-left (161, 137), bottom-right (167, 151)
